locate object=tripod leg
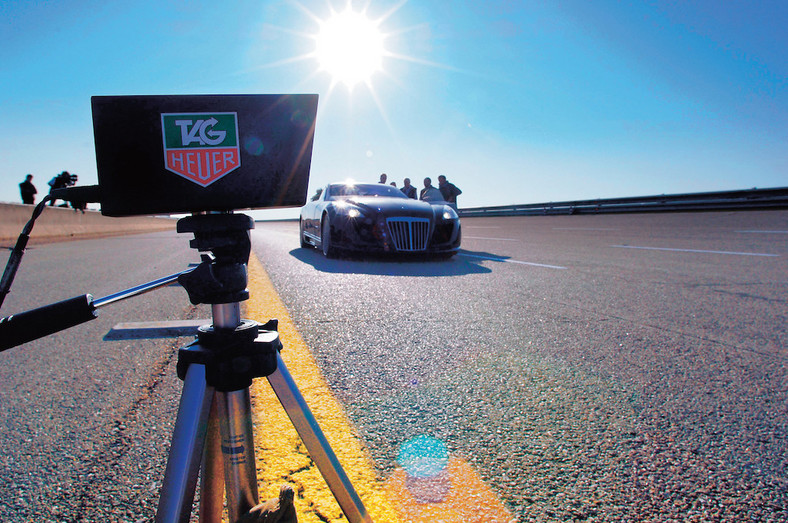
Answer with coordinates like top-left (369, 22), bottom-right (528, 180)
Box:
top-left (216, 389), bottom-right (259, 522)
top-left (156, 364), bottom-right (214, 523)
top-left (200, 397), bottom-right (224, 523)
top-left (267, 353), bottom-right (372, 523)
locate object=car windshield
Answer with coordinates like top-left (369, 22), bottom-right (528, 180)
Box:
top-left (326, 183), bottom-right (408, 199)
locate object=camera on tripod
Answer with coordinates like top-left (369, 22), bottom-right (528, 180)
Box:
top-left (53, 171), bottom-right (78, 188)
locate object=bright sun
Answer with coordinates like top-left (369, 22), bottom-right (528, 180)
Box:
top-left (314, 7), bottom-right (386, 88)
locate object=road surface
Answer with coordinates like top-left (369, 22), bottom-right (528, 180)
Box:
top-left (0, 210), bottom-right (786, 521)
top-left (252, 211), bottom-right (787, 521)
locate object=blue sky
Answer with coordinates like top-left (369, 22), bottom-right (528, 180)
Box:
top-left (1, 0), bottom-right (785, 218)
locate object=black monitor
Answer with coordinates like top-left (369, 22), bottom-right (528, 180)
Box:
top-left (91, 94), bottom-right (318, 216)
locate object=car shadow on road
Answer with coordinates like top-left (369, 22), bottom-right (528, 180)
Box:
top-left (289, 248), bottom-right (507, 276)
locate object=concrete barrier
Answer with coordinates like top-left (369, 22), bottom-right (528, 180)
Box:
top-left (0, 202), bottom-right (176, 244)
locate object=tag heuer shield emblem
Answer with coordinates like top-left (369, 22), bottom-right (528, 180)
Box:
top-left (161, 112), bottom-right (240, 187)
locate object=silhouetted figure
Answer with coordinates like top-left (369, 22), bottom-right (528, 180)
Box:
top-left (47, 171), bottom-right (77, 206)
top-left (419, 177), bottom-right (442, 202)
top-left (390, 181), bottom-right (397, 188)
top-left (236, 484), bottom-right (297, 523)
top-left (378, 173), bottom-right (387, 184)
top-left (401, 178), bottom-right (416, 199)
top-left (19, 174), bottom-right (37, 204)
top-left (437, 175), bottom-right (462, 209)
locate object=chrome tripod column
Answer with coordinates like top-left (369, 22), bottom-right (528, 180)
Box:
top-left (212, 302), bottom-right (259, 522)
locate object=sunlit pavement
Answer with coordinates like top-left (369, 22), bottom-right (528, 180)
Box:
top-left (245, 254), bottom-right (513, 522)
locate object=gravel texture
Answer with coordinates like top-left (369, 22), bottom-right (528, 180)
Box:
top-left (252, 216), bottom-right (788, 522)
top-left (0, 232), bottom-right (207, 522)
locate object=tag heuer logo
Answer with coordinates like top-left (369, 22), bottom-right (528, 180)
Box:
top-left (161, 112), bottom-right (240, 187)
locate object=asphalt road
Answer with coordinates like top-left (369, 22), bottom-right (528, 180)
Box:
top-left (251, 211), bottom-right (787, 522)
top-left (0, 211), bottom-right (786, 522)
top-left (0, 230), bottom-right (208, 522)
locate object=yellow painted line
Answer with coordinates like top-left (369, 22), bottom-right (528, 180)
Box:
top-left (244, 252), bottom-right (514, 523)
top-left (244, 254), bottom-right (401, 523)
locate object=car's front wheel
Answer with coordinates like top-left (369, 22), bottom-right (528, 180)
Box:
top-left (321, 217), bottom-right (337, 258)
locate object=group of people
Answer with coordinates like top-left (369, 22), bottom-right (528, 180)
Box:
top-left (18, 171), bottom-right (84, 211)
top-left (378, 173), bottom-right (462, 208)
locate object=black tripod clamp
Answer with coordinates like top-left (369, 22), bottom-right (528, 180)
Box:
top-left (176, 213), bottom-right (254, 305)
top-left (177, 319), bottom-right (282, 392)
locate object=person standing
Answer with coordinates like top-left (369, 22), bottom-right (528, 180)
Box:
top-left (19, 174), bottom-right (37, 204)
top-left (437, 175), bottom-right (462, 209)
top-left (378, 173), bottom-right (388, 184)
top-left (419, 177), bottom-right (443, 202)
top-left (401, 178), bottom-right (417, 199)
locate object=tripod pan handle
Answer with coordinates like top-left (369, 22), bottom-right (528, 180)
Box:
top-left (0, 294), bottom-right (97, 351)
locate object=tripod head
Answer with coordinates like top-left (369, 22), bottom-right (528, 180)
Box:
top-left (176, 213), bottom-right (254, 306)
top-left (174, 213), bottom-right (281, 392)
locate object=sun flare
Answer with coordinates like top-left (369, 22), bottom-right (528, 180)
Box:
top-left (314, 7), bottom-right (386, 88)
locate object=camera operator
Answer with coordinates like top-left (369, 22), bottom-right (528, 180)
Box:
top-left (48, 171), bottom-right (78, 207)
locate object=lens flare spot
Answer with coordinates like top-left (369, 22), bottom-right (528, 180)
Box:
top-left (397, 435), bottom-right (449, 478)
top-left (243, 136), bottom-right (265, 156)
top-left (397, 435), bottom-right (451, 503)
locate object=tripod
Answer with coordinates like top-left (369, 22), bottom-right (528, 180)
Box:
top-left (155, 213), bottom-right (371, 523)
top-left (0, 211), bottom-right (369, 521)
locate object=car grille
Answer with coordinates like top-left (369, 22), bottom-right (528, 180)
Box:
top-left (387, 217), bottom-right (430, 251)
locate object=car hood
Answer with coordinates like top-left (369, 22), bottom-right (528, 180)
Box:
top-left (344, 197), bottom-right (438, 216)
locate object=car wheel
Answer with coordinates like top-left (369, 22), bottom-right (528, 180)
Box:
top-left (299, 219), bottom-right (309, 248)
top-left (321, 217), bottom-right (337, 258)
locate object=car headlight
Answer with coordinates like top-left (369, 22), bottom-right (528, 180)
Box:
top-left (347, 208), bottom-right (361, 218)
top-left (441, 205), bottom-right (458, 220)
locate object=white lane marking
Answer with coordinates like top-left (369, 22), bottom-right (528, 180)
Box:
top-left (459, 253), bottom-right (568, 269)
top-left (736, 230), bottom-right (788, 234)
top-left (463, 236), bottom-right (520, 241)
top-left (553, 227), bottom-right (619, 231)
top-left (611, 245), bottom-right (780, 257)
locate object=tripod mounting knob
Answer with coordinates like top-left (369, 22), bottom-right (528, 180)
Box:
top-left (177, 319), bottom-right (282, 392)
top-left (178, 260), bottom-right (249, 305)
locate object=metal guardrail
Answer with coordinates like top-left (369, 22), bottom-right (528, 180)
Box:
top-left (458, 187), bottom-right (788, 218)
